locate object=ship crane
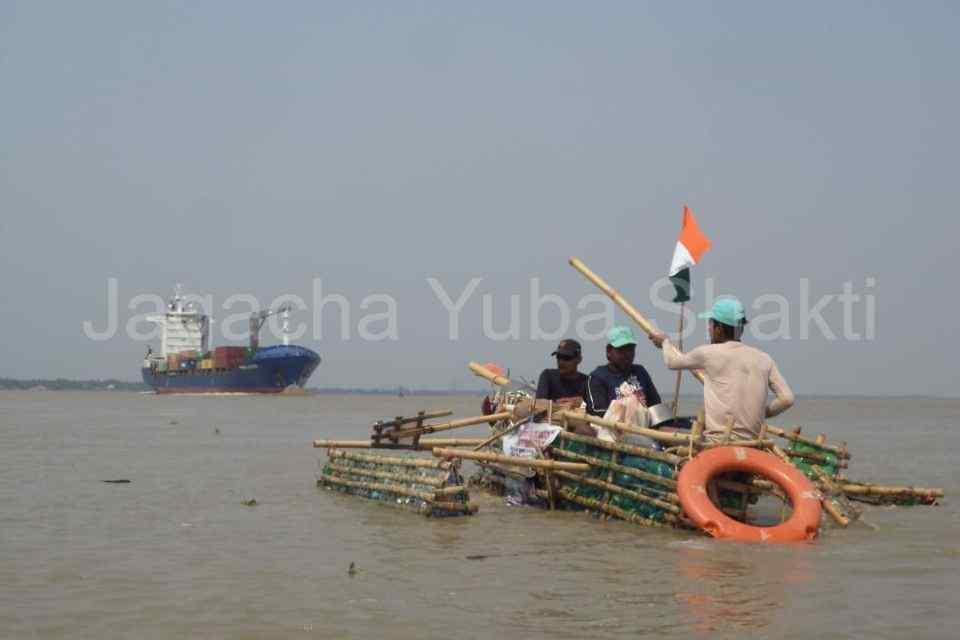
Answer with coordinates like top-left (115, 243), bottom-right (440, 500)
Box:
top-left (248, 303), bottom-right (293, 350)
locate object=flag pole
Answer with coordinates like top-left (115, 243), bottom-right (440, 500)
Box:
top-left (671, 302), bottom-right (684, 417)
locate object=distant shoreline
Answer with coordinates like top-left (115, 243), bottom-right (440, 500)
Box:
top-left (0, 378), bottom-right (489, 395)
top-left (0, 379), bottom-right (956, 399)
top-left (0, 378), bottom-right (150, 392)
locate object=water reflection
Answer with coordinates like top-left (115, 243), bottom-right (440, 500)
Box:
top-left (672, 543), bottom-right (815, 633)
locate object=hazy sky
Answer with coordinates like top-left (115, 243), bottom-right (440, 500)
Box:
top-left (1, 2), bottom-right (957, 396)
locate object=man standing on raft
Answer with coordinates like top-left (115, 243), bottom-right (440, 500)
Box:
top-left (649, 297), bottom-right (794, 441)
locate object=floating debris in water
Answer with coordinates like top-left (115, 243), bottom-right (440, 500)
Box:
top-left (214, 427), bottom-right (221, 435)
top-left (348, 561), bottom-right (357, 576)
top-left (102, 479), bottom-right (131, 484)
top-left (241, 498), bottom-right (258, 507)
top-left (169, 419), bottom-right (179, 425)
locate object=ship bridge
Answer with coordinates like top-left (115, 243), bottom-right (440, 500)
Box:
top-left (145, 286), bottom-right (209, 358)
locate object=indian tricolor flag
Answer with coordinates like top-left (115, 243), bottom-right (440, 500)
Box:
top-left (668, 205), bottom-right (712, 303)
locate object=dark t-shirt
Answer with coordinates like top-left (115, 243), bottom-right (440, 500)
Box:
top-left (535, 369), bottom-right (588, 401)
top-left (585, 364), bottom-right (662, 416)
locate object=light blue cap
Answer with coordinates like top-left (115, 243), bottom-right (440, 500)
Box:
top-left (699, 297), bottom-right (748, 327)
top-left (606, 325), bottom-right (637, 348)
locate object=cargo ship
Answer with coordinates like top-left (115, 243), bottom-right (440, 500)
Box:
top-left (141, 287), bottom-right (320, 394)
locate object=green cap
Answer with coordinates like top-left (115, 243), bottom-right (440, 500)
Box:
top-left (699, 296), bottom-right (748, 327)
top-left (606, 325), bottom-right (637, 348)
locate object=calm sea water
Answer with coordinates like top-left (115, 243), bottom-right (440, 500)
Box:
top-left (1, 391), bottom-right (957, 639)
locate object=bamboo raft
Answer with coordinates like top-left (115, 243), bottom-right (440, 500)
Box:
top-left (313, 388), bottom-right (943, 532)
top-left (312, 258), bottom-right (944, 537)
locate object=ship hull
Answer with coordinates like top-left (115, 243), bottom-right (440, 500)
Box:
top-left (142, 346), bottom-right (320, 394)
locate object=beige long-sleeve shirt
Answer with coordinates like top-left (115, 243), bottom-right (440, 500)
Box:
top-left (662, 339), bottom-right (794, 440)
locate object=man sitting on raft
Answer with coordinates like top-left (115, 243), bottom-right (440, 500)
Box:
top-left (649, 297), bottom-right (794, 441)
top-left (585, 326), bottom-right (663, 438)
top-left (535, 339), bottom-right (588, 409)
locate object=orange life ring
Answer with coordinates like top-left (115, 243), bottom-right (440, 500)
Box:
top-left (677, 446), bottom-right (822, 543)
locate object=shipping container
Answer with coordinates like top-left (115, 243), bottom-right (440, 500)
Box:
top-left (214, 346), bottom-right (247, 369)
top-left (214, 346), bottom-right (246, 356)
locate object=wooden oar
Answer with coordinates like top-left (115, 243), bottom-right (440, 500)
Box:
top-left (568, 257), bottom-right (707, 383)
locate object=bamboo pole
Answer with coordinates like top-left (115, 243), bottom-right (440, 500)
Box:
top-left (600, 449), bottom-right (620, 520)
top-left (471, 417), bottom-right (529, 451)
top-left (812, 466), bottom-right (855, 527)
top-left (568, 257), bottom-right (708, 383)
top-left (318, 473), bottom-right (438, 502)
top-left (765, 425), bottom-right (851, 458)
top-left (770, 444), bottom-right (792, 464)
top-left (468, 361), bottom-right (510, 386)
top-left (537, 442), bottom-right (558, 511)
top-left (326, 461), bottom-right (449, 488)
top-left (665, 439), bottom-right (774, 458)
top-left (818, 493), bottom-right (851, 527)
top-left (326, 449), bottom-right (452, 470)
top-left (705, 439), bottom-right (774, 449)
top-left (556, 430), bottom-right (683, 466)
top-left (431, 448), bottom-right (590, 472)
top-left (671, 301), bottom-right (685, 417)
top-left (314, 438), bottom-right (485, 450)
top-left (553, 470), bottom-right (681, 516)
top-left (421, 438), bottom-right (487, 448)
top-left (554, 410), bottom-right (692, 446)
top-left (316, 439), bottom-right (383, 449)
top-left (569, 257), bottom-right (658, 336)
top-left (823, 501), bottom-right (851, 527)
top-left (838, 483), bottom-right (944, 498)
top-left (783, 448), bottom-right (848, 468)
top-left (551, 447), bottom-right (678, 492)
top-left (544, 466), bottom-right (557, 511)
top-left (387, 412), bottom-right (512, 440)
top-left (557, 487), bottom-right (664, 528)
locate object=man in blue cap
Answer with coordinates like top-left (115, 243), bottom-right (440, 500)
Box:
top-left (585, 326), bottom-right (662, 417)
top-left (649, 296), bottom-right (794, 441)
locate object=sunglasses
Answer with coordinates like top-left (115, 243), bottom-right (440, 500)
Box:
top-left (556, 353), bottom-right (577, 362)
